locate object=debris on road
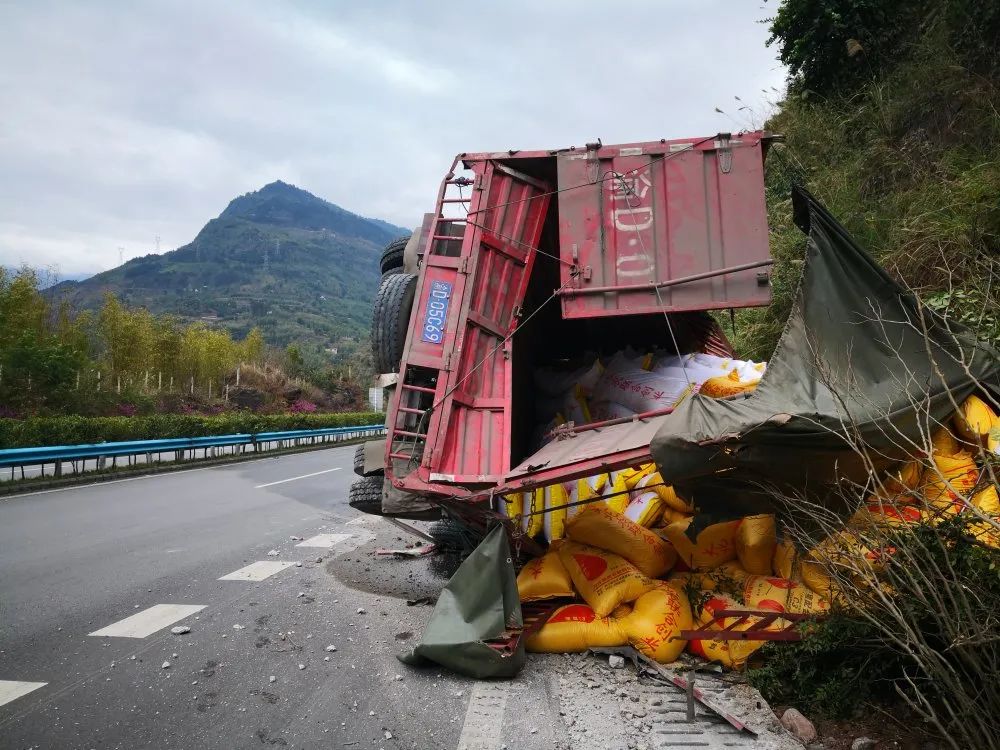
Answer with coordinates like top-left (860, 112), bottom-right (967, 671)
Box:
top-left (161, 661), bottom-right (171, 669)
top-left (233, 624), bottom-right (244, 630)
top-left (325, 645), bottom-right (337, 652)
top-left (608, 655), bottom-right (625, 669)
top-left (266, 549), bottom-right (279, 556)
top-left (268, 675), bottom-right (276, 684)
top-left (170, 626), bottom-right (190, 635)
top-left (298, 663), bottom-right (305, 670)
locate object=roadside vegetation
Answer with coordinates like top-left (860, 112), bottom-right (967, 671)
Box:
top-left (735, 2), bottom-right (1000, 744)
top-left (0, 266), bottom-right (370, 421)
top-left (730, 0), bottom-right (1000, 360)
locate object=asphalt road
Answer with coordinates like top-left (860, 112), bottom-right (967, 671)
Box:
top-left (0, 446), bottom-right (566, 750)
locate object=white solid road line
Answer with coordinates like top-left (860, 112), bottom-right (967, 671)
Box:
top-left (0, 680), bottom-right (47, 708)
top-left (456, 682), bottom-right (508, 750)
top-left (295, 533), bottom-right (352, 548)
top-left (88, 604), bottom-right (206, 638)
top-left (218, 560), bottom-right (298, 582)
top-left (254, 467), bottom-right (341, 489)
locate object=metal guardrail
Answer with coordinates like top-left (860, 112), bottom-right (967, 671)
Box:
top-left (0, 424), bottom-right (386, 477)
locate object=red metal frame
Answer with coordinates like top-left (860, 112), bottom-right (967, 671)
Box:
top-left (680, 610), bottom-right (818, 642)
top-left (384, 134), bottom-right (770, 506)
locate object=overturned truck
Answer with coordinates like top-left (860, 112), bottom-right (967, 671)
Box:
top-left (356, 132), bottom-right (781, 529)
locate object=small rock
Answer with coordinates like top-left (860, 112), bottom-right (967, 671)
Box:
top-left (609, 655), bottom-right (626, 669)
top-left (324, 657), bottom-right (330, 662)
top-left (325, 645), bottom-right (337, 652)
top-left (393, 674), bottom-right (402, 681)
top-left (233, 624), bottom-right (244, 630)
top-left (851, 739), bottom-right (876, 750)
top-left (161, 661), bottom-right (171, 669)
top-left (529, 727), bottom-right (538, 734)
top-left (171, 653), bottom-right (178, 659)
top-left (369, 710), bottom-right (375, 716)
top-left (297, 592), bottom-right (305, 597)
top-left (356, 607), bottom-right (366, 614)
top-left (170, 626), bottom-right (191, 635)
top-left (295, 562), bottom-right (303, 567)
top-left (266, 549), bottom-right (279, 556)
top-left (290, 536), bottom-right (302, 541)
top-left (298, 664), bottom-right (306, 670)
top-left (269, 676), bottom-right (276, 683)
top-left (780, 708), bottom-right (817, 744)
top-left (384, 731), bottom-right (392, 740)
top-left (315, 557), bottom-right (323, 563)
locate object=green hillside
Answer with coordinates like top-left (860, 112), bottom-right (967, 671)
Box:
top-left (51, 181), bottom-right (410, 353)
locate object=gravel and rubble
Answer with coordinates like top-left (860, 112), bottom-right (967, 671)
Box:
top-left (541, 651), bottom-right (801, 750)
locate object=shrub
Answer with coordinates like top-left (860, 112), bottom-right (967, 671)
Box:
top-left (0, 411), bottom-right (384, 447)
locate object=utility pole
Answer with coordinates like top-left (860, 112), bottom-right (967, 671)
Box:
top-left (118, 246), bottom-right (125, 265)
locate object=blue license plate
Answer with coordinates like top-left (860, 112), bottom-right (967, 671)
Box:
top-left (421, 280), bottom-right (452, 344)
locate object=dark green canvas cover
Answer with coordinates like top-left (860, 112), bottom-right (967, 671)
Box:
top-left (651, 187), bottom-right (1000, 525)
top-left (398, 524), bottom-right (525, 678)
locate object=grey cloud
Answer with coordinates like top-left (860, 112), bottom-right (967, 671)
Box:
top-left (0, 0), bottom-right (785, 275)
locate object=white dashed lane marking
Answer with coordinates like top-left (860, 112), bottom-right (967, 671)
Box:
top-left (88, 604), bottom-right (206, 638)
top-left (254, 468), bottom-right (341, 489)
top-left (0, 680), bottom-right (46, 708)
top-left (218, 561), bottom-right (297, 582)
top-left (295, 533), bottom-right (351, 548)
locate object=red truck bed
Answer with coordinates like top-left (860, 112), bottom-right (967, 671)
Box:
top-left (385, 133), bottom-right (777, 501)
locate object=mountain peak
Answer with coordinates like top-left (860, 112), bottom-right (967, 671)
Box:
top-left (219, 181), bottom-right (406, 246)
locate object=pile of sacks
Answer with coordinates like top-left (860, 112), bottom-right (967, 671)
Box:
top-left (780, 393), bottom-right (1000, 603)
top-left (514, 393), bottom-right (1000, 668)
top-left (533, 350), bottom-right (765, 441)
top-left (517, 503), bottom-right (829, 667)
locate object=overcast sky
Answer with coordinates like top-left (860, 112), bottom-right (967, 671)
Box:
top-left (0, 1), bottom-right (786, 276)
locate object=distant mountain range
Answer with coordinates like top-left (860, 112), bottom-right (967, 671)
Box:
top-left (49, 181), bottom-right (410, 351)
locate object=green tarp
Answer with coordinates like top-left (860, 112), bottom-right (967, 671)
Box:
top-left (651, 187), bottom-right (1000, 525)
top-left (398, 524), bottom-right (525, 678)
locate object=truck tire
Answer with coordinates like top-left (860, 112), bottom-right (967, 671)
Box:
top-left (428, 518), bottom-right (476, 554)
top-left (348, 475), bottom-right (384, 516)
top-left (371, 273), bottom-right (416, 375)
top-left (379, 235), bottom-right (410, 276)
top-left (353, 444), bottom-right (366, 476)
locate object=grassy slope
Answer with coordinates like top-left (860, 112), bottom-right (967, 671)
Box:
top-left (728, 32), bottom-right (1000, 360)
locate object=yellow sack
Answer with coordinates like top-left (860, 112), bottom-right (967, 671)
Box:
top-left (566, 504), bottom-right (677, 577)
top-left (970, 484), bottom-right (1000, 548)
top-left (516, 550), bottom-right (574, 602)
top-left (742, 574), bottom-right (829, 615)
top-left (800, 530), bottom-right (885, 601)
top-left (736, 514), bottom-right (776, 575)
top-left (624, 490), bottom-right (665, 528)
top-left (930, 425), bottom-right (961, 455)
top-left (700, 370), bottom-right (757, 399)
top-left (525, 603), bottom-right (627, 653)
top-left (659, 507), bottom-right (695, 526)
top-left (659, 517), bottom-right (740, 571)
top-left (772, 537), bottom-right (802, 581)
top-left (879, 460), bottom-right (923, 496)
top-left (954, 394), bottom-right (998, 445)
top-left (850, 499), bottom-right (923, 528)
top-left (604, 470), bottom-right (631, 514)
top-left (558, 541), bottom-right (657, 617)
top-left (624, 463), bottom-right (657, 489)
top-left (619, 583), bottom-right (692, 663)
top-left (634, 470), bottom-right (694, 513)
top-left (687, 594), bottom-right (774, 670)
top-left (920, 451), bottom-right (978, 516)
top-left (498, 492), bottom-right (523, 519)
top-left (541, 483), bottom-right (569, 542)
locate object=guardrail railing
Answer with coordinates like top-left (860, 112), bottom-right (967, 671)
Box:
top-left (0, 424), bottom-right (386, 481)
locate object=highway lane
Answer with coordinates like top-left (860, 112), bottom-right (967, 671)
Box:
top-left (0, 445), bottom-right (566, 749)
